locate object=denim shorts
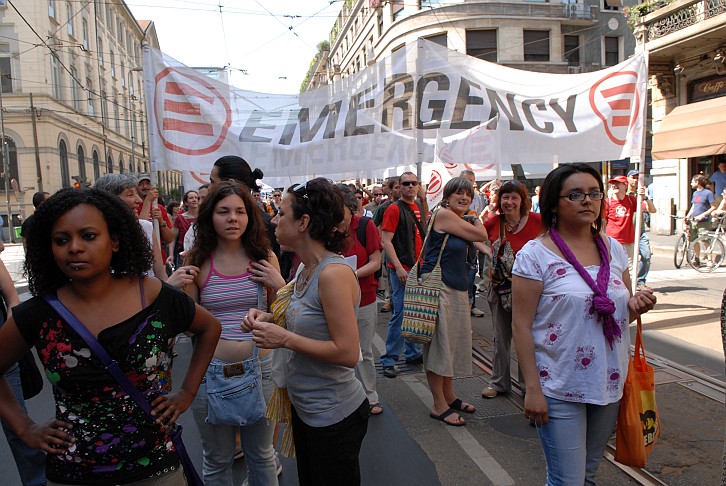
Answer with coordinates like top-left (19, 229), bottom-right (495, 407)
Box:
top-left (204, 350), bottom-right (266, 426)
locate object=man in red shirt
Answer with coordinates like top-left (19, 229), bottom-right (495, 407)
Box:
top-left (379, 171), bottom-right (427, 378)
top-left (137, 175), bottom-right (174, 246)
top-left (604, 175), bottom-right (636, 261)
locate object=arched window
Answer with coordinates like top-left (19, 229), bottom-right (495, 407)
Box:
top-left (1, 137), bottom-right (19, 186)
top-left (77, 145), bottom-right (86, 182)
top-left (107, 153), bottom-right (113, 174)
top-left (92, 150), bottom-right (100, 180)
top-left (119, 156), bottom-right (124, 174)
top-left (59, 139), bottom-right (70, 188)
top-left (129, 159), bottom-right (135, 174)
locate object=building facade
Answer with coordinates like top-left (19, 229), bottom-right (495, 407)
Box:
top-left (0, 0), bottom-right (181, 240)
top-left (634, 0), bottom-right (726, 234)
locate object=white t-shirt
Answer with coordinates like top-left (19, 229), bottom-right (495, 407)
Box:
top-left (512, 237), bottom-right (631, 405)
top-left (138, 219), bottom-right (155, 277)
top-left (183, 223), bottom-right (196, 253)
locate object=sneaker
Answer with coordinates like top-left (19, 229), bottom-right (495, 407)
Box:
top-left (376, 290), bottom-right (386, 299)
top-left (471, 307), bottom-right (485, 317)
top-left (481, 387), bottom-right (498, 399)
top-left (380, 302), bottom-right (391, 313)
top-left (383, 365), bottom-right (398, 378)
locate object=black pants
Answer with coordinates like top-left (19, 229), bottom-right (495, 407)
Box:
top-left (291, 399), bottom-right (369, 486)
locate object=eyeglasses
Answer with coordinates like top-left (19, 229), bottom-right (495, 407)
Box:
top-left (373, 193), bottom-right (383, 196)
top-left (559, 191), bottom-right (605, 202)
top-left (401, 181), bottom-right (419, 187)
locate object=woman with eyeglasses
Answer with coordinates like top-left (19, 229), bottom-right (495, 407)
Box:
top-left (511, 164), bottom-right (656, 485)
top-left (481, 180), bottom-right (542, 400)
top-left (243, 178), bottom-right (369, 485)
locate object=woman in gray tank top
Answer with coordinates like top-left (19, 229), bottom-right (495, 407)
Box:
top-left (243, 178), bottom-right (369, 486)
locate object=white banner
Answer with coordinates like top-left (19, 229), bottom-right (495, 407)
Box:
top-left (144, 39), bottom-right (646, 188)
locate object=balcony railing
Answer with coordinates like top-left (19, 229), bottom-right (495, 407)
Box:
top-left (564, 3), bottom-right (592, 20)
top-left (639, 0), bottom-right (726, 42)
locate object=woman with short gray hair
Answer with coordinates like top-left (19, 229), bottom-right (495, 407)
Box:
top-left (94, 174), bottom-right (199, 289)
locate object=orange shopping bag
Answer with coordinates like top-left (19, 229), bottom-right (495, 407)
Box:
top-left (615, 317), bottom-right (661, 467)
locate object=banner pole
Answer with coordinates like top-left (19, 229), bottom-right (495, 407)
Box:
top-left (415, 39), bottom-right (423, 181)
top-left (631, 49), bottom-right (649, 286)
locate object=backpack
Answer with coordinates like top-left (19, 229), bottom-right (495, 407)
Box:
top-left (356, 216), bottom-right (383, 281)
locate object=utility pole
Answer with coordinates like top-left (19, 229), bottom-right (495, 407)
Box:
top-left (0, 77), bottom-right (15, 243)
top-left (30, 93), bottom-right (43, 192)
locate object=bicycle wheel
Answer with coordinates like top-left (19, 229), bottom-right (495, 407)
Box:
top-left (688, 235), bottom-right (725, 273)
top-left (673, 233), bottom-right (687, 268)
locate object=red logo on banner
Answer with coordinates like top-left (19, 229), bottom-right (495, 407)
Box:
top-left (190, 171), bottom-right (210, 184)
top-left (428, 170), bottom-right (443, 195)
top-left (154, 68), bottom-right (232, 156)
top-left (589, 71), bottom-right (640, 146)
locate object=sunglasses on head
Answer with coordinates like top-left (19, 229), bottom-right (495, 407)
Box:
top-left (401, 181), bottom-right (419, 187)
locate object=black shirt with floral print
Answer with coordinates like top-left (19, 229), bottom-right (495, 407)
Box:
top-left (13, 283), bottom-right (196, 485)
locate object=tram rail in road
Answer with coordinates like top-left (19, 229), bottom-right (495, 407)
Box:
top-left (471, 343), bottom-right (724, 486)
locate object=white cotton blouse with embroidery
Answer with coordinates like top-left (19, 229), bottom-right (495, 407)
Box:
top-left (512, 237), bottom-right (631, 405)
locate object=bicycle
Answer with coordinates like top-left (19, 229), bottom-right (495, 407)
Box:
top-left (673, 216), bottom-right (693, 269)
top-left (688, 215), bottom-right (725, 273)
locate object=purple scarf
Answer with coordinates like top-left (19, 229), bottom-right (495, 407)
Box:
top-left (550, 228), bottom-right (621, 350)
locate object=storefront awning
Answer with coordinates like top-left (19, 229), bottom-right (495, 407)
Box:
top-left (652, 96), bottom-right (726, 160)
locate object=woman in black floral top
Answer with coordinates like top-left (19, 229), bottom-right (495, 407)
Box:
top-left (0, 189), bottom-right (220, 485)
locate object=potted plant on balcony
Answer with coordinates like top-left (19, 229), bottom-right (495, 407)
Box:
top-left (624, 0), bottom-right (671, 29)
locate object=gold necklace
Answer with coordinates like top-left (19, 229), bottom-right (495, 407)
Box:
top-left (296, 253), bottom-right (327, 289)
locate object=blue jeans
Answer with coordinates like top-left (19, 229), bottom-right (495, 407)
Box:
top-left (379, 268), bottom-right (422, 367)
top-left (1, 363), bottom-right (47, 486)
top-left (637, 231), bottom-right (651, 286)
top-left (536, 396), bottom-right (620, 486)
top-left (191, 354), bottom-right (277, 486)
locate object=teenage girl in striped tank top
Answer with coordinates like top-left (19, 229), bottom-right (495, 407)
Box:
top-left (183, 181), bottom-right (281, 486)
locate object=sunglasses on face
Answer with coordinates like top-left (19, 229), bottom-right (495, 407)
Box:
top-left (401, 181), bottom-right (419, 187)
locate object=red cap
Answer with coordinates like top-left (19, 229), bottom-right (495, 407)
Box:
top-left (608, 175), bottom-right (628, 185)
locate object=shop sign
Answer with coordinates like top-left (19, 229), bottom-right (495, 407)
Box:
top-left (689, 75), bottom-right (726, 102)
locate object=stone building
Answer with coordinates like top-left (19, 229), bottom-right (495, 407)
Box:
top-left (0, 1), bottom-right (181, 240)
top-left (635, 0), bottom-right (726, 233)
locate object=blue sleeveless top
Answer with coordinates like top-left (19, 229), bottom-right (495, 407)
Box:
top-left (420, 230), bottom-right (471, 291)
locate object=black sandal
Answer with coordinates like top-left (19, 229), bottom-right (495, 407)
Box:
top-left (448, 398), bottom-right (476, 414)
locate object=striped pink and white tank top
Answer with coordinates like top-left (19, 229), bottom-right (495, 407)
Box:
top-left (199, 253), bottom-right (262, 341)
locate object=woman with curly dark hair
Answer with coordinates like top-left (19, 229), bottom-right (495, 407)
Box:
top-left (183, 181), bottom-right (281, 486)
top-left (243, 178), bottom-right (368, 486)
top-left (0, 188), bottom-right (220, 485)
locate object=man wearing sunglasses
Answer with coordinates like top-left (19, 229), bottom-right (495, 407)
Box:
top-left (365, 186), bottom-right (385, 214)
top-left (379, 172), bottom-right (427, 377)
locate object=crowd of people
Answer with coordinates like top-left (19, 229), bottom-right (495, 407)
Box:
top-left (15, 152), bottom-right (726, 485)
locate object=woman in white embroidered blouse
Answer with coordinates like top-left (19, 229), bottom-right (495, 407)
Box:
top-left (511, 164), bottom-right (656, 485)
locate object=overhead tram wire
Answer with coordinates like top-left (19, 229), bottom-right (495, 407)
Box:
top-left (217, 1), bottom-right (232, 76)
top-left (6, 0), bottom-right (143, 124)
